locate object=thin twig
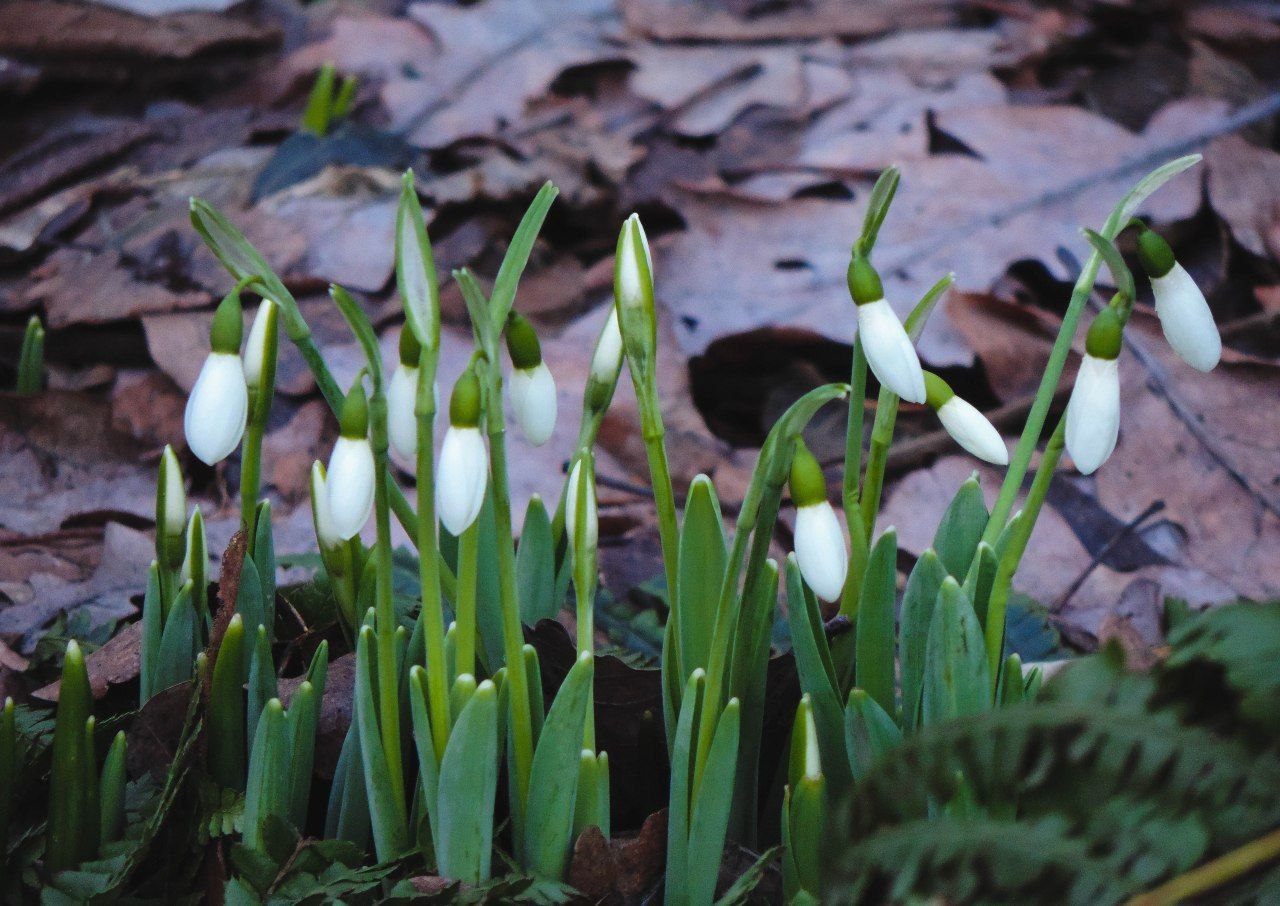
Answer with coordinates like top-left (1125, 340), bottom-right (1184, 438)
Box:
top-left (1049, 500), bottom-right (1166, 614)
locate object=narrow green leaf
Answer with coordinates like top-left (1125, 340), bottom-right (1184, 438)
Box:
top-left (325, 723), bottom-right (371, 847)
top-left (252, 500), bottom-right (276, 631)
top-left (242, 699), bottom-right (287, 852)
top-left (354, 626), bottom-right (410, 860)
top-left (285, 676), bottom-right (321, 828)
top-left (209, 615), bottom-right (247, 791)
top-left (999, 653), bottom-right (1025, 706)
top-left (79, 717), bottom-right (100, 860)
top-left (523, 652), bottom-right (593, 879)
top-left (677, 475), bottom-right (727, 679)
top-left (855, 166), bottom-right (900, 257)
top-left (395, 171), bottom-right (440, 351)
top-left (300, 63), bottom-right (336, 136)
top-left (437, 680), bottom-right (499, 883)
top-left (844, 688), bottom-right (903, 781)
top-left (99, 731), bottom-right (127, 845)
top-left (408, 666), bottom-right (441, 847)
top-left (1106, 154), bottom-right (1201, 236)
top-left (330, 284), bottom-right (383, 385)
top-left (490, 182), bottom-right (559, 328)
top-left (922, 578), bottom-right (991, 726)
top-left (0, 698), bottom-right (14, 843)
top-left (899, 550), bottom-right (947, 732)
top-left (783, 556), bottom-right (851, 799)
top-left (856, 529), bottom-right (898, 719)
top-left (246, 624), bottom-right (276, 748)
top-left (236, 556), bottom-right (265, 671)
top-left (786, 776), bottom-right (825, 899)
top-left (139, 562), bottom-right (162, 704)
top-left (49, 643), bottom-right (91, 872)
top-left (449, 672), bottom-right (477, 722)
top-left (517, 495), bottom-right (558, 625)
top-left (665, 669), bottom-right (705, 902)
top-left (686, 699), bottom-right (741, 905)
top-left (155, 581), bottom-right (197, 693)
top-left (964, 541), bottom-right (998, 630)
top-left (933, 473), bottom-right (988, 578)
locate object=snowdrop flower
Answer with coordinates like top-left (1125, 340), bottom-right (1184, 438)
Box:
top-left (309, 461), bottom-right (342, 554)
top-left (614, 213), bottom-right (656, 367)
top-left (565, 456), bottom-right (598, 550)
top-left (185, 290), bottom-right (249, 465)
top-left (326, 380), bottom-right (375, 540)
top-left (590, 307), bottom-right (623, 384)
top-left (789, 442), bottom-right (847, 602)
top-left (437, 369), bottom-right (488, 536)
top-left (847, 257), bottom-right (926, 404)
top-left (242, 299), bottom-right (277, 393)
top-left (1137, 225), bottom-right (1220, 372)
top-left (505, 313), bottom-right (557, 446)
top-left (923, 372), bottom-right (1008, 465)
top-left (388, 326), bottom-right (422, 465)
top-left (1065, 308), bottom-right (1123, 475)
top-left (156, 444), bottom-right (186, 568)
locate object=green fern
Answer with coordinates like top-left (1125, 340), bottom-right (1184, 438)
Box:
top-left (825, 601), bottom-right (1280, 904)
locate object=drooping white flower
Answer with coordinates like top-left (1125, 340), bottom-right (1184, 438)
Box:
top-left (185, 290), bottom-right (248, 465)
top-left (789, 442), bottom-right (847, 602)
top-left (437, 426), bottom-right (488, 535)
top-left (509, 361), bottom-right (557, 446)
top-left (1138, 225), bottom-right (1220, 372)
top-left (1065, 353), bottom-right (1120, 475)
top-left (923, 373), bottom-right (1008, 465)
top-left (326, 382), bottom-right (375, 540)
top-left (794, 501), bottom-right (848, 603)
top-left (505, 313), bottom-right (556, 446)
top-left (848, 257), bottom-right (926, 404)
top-left (565, 457), bottom-right (598, 550)
top-left (185, 352), bottom-right (249, 465)
top-left (242, 299), bottom-right (277, 391)
top-left (1150, 263), bottom-right (1221, 372)
top-left (387, 360), bottom-right (419, 464)
top-left (437, 370), bottom-right (488, 536)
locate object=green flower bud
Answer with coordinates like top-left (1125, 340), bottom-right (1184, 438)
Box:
top-left (1136, 225), bottom-right (1175, 279)
top-left (1085, 307), bottom-right (1124, 360)
top-left (923, 371), bottom-right (954, 411)
top-left (209, 289), bottom-right (244, 355)
top-left (504, 312), bottom-right (542, 370)
top-left (398, 321), bottom-right (421, 368)
top-left (449, 369), bottom-right (482, 428)
top-left (846, 256), bottom-right (884, 306)
top-left (789, 441), bottom-right (826, 508)
top-left (338, 379), bottom-right (369, 438)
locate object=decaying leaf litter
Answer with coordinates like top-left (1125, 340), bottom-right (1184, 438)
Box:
top-left (1, 0), bottom-right (1279, 868)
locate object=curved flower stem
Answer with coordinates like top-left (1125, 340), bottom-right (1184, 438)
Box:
top-left (638, 383), bottom-right (680, 628)
top-left (839, 339), bottom-right (869, 620)
top-left (984, 417), bottom-right (1064, 686)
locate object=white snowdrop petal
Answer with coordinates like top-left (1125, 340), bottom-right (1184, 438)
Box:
top-left (437, 426), bottom-right (488, 536)
top-left (1151, 263), bottom-right (1221, 372)
top-left (617, 216), bottom-right (650, 309)
top-left (511, 363), bottom-right (557, 446)
top-left (1065, 354), bottom-right (1120, 475)
top-left (161, 448), bottom-right (186, 535)
top-left (794, 501), bottom-right (848, 603)
top-left (857, 299), bottom-right (926, 404)
top-left (327, 436), bottom-right (376, 540)
top-left (184, 352), bottom-right (249, 465)
top-left (310, 462), bottom-right (341, 550)
top-left (387, 363), bottom-right (419, 464)
top-left (590, 308), bottom-right (623, 381)
top-left (565, 459), bottom-right (597, 549)
top-left (243, 301), bottom-right (275, 388)
top-left (937, 396), bottom-right (1009, 465)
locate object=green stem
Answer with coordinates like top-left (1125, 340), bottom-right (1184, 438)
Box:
top-left (984, 418), bottom-right (1064, 685)
top-left (638, 384), bottom-right (680, 617)
top-left (983, 253), bottom-right (1101, 545)
top-left (415, 357), bottom-right (450, 764)
top-left (859, 389), bottom-right (899, 542)
top-left (369, 392), bottom-right (405, 811)
top-left (454, 523), bottom-right (478, 683)
top-left (485, 372), bottom-right (535, 820)
top-left (1126, 827), bottom-right (1280, 906)
top-left (240, 406), bottom-right (267, 547)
